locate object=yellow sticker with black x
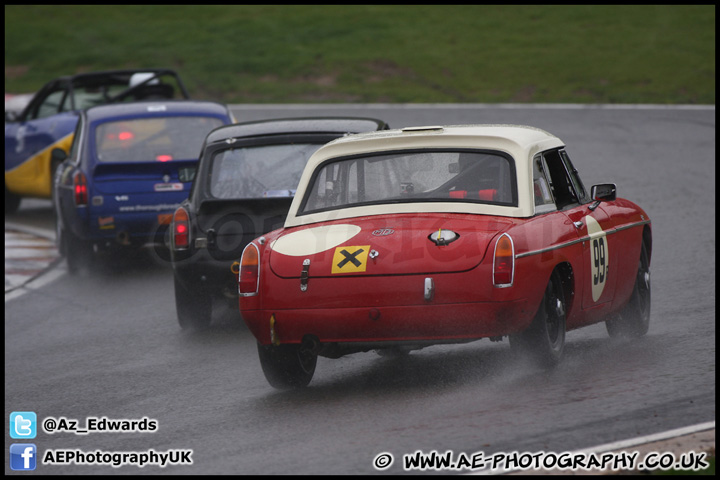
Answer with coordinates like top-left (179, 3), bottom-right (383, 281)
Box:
top-left (331, 245), bottom-right (371, 274)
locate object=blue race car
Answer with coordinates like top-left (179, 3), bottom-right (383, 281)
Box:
top-left (53, 100), bottom-right (233, 272)
top-left (5, 69), bottom-right (190, 213)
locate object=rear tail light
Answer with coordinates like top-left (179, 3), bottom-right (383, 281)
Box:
top-left (493, 233), bottom-right (514, 287)
top-left (73, 172), bottom-right (88, 206)
top-left (238, 243), bottom-right (260, 296)
top-left (172, 207), bottom-right (190, 250)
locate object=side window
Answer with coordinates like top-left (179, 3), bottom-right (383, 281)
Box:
top-left (560, 150), bottom-right (588, 204)
top-left (542, 149), bottom-right (579, 210)
top-left (57, 116), bottom-right (84, 188)
top-left (532, 153), bottom-right (555, 213)
top-left (34, 90), bottom-right (67, 120)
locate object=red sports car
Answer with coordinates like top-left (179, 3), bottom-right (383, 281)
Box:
top-left (238, 125), bottom-right (652, 389)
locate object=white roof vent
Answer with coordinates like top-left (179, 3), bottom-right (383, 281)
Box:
top-left (401, 126), bottom-right (444, 133)
top-left (129, 72), bottom-right (160, 87)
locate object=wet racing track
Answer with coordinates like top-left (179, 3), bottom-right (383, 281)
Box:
top-left (5, 104), bottom-right (715, 474)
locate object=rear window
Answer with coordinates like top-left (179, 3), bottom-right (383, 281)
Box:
top-left (209, 143), bottom-right (322, 199)
top-left (300, 149), bottom-right (517, 215)
top-left (94, 116), bottom-right (224, 163)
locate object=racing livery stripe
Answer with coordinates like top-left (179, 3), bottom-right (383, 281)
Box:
top-left (5, 132), bottom-right (74, 173)
top-left (5, 133), bottom-right (75, 198)
top-left (515, 219), bottom-right (650, 259)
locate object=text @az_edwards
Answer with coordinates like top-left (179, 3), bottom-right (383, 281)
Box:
top-left (42, 416), bottom-right (157, 434)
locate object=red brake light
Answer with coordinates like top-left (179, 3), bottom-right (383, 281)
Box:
top-left (493, 233), bottom-right (514, 287)
top-left (118, 131), bottom-right (134, 141)
top-left (156, 154), bottom-right (173, 162)
top-left (238, 243), bottom-right (260, 296)
top-left (172, 207), bottom-right (190, 249)
top-left (73, 172), bottom-right (88, 206)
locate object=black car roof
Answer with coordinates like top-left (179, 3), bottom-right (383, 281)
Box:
top-left (47, 68), bottom-right (183, 88)
top-left (84, 100), bottom-right (230, 122)
top-left (204, 117), bottom-right (388, 145)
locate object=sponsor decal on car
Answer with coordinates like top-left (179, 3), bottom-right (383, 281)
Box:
top-left (98, 216), bottom-right (115, 230)
top-left (118, 203), bottom-right (180, 212)
top-left (331, 245), bottom-right (371, 274)
top-left (154, 183), bottom-right (183, 192)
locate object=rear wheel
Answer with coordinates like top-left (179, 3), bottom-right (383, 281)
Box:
top-left (5, 184), bottom-right (21, 214)
top-left (509, 270), bottom-right (566, 367)
top-left (606, 242), bottom-right (651, 338)
top-left (59, 225), bottom-right (93, 274)
top-left (152, 226), bottom-right (172, 263)
top-left (50, 158), bottom-right (62, 210)
top-left (174, 276), bottom-right (212, 330)
top-left (257, 342), bottom-right (317, 389)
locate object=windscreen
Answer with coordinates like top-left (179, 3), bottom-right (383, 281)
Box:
top-left (73, 84), bottom-right (129, 110)
top-left (300, 150), bottom-right (517, 215)
top-left (209, 143), bottom-right (323, 199)
top-left (94, 116), bottom-right (224, 163)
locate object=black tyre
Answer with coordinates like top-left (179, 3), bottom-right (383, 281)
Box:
top-left (152, 225), bottom-right (172, 263)
top-left (174, 276), bottom-right (212, 330)
top-left (257, 342), bottom-right (317, 389)
top-left (60, 225), bottom-right (93, 274)
top-left (50, 158), bottom-right (62, 210)
top-left (5, 184), bottom-right (21, 214)
top-left (606, 241), bottom-right (651, 338)
top-left (509, 270), bottom-right (566, 367)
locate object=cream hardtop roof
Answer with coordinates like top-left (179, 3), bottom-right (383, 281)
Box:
top-left (322, 123), bottom-right (559, 150)
top-left (284, 124), bottom-right (566, 228)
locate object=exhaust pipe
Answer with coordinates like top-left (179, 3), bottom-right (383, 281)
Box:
top-left (300, 335), bottom-right (321, 356)
top-left (116, 231), bottom-right (130, 246)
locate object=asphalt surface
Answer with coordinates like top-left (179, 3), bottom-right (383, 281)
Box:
top-left (5, 104), bottom-right (715, 475)
top-left (4, 212), bottom-right (714, 475)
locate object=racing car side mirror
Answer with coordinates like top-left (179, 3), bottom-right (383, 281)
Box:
top-left (589, 183), bottom-right (617, 211)
top-left (51, 147), bottom-right (68, 163)
top-left (590, 183), bottom-right (617, 202)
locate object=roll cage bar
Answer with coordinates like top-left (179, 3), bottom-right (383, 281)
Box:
top-left (12, 68), bottom-right (190, 122)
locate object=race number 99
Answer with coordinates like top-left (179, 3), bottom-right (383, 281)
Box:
top-left (586, 216), bottom-right (608, 302)
top-left (592, 237), bottom-right (606, 286)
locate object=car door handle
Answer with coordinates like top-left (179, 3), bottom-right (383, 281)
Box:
top-left (573, 221), bottom-right (584, 228)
